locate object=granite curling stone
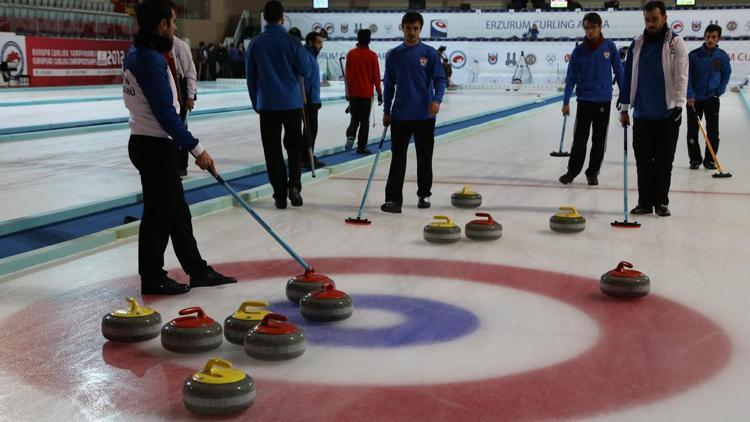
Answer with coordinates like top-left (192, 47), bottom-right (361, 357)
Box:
top-left (161, 306), bottom-right (223, 353)
top-left (183, 358), bottom-right (256, 415)
top-left (549, 206), bottom-right (586, 233)
top-left (101, 297), bottom-right (162, 342)
top-left (600, 261), bottom-right (651, 299)
top-left (423, 215), bottom-right (461, 243)
top-left (465, 212), bottom-right (503, 241)
top-left (451, 185), bottom-right (482, 208)
top-left (286, 268), bottom-right (335, 304)
top-left (300, 281), bottom-right (353, 322)
top-left (244, 313), bottom-right (306, 361)
top-left (224, 301), bottom-right (270, 345)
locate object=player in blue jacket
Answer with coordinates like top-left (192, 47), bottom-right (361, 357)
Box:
top-left (686, 24), bottom-right (731, 169)
top-left (381, 11), bottom-right (446, 214)
top-left (124, 0), bottom-right (235, 295)
top-left (560, 12), bottom-right (624, 186)
top-left (302, 31), bottom-right (325, 170)
top-left (246, 1), bottom-right (310, 209)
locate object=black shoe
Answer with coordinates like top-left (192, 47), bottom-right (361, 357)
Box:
top-left (586, 176), bottom-right (598, 186)
top-left (356, 147), bottom-right (373, 155)
top-left (654, 204), bottom-right (671, 217)
top-left (289, 188), bottom-right (303, 207)
top-left (418, 196), bottom-right (431, 209)
top-left (559, 173), bottom-right (574, 185)
top-left (703, 161), bottom-right (717, 170)
top-left (141, 275), bottom-right (190, 295)
top-left (630, 205), bottom-right (653, 215)
top-left (190, 266), bottom-right (237, 288)
top-left (345, 137), bottom-right (355, 151)
top-left (689, 162), bottom-right (701, 170)
top-left (380, 201), bottom-right (402, 213)
top-left (274, 198), bottom-right (287, 209)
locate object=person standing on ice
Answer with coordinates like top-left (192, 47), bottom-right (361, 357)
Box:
top-left (685, 24), bottom-right (731, 170)
top-left (380, 11), bottom-right (446, 214)
top-left (619, 1), bottom-right (688, 218)
top-left (172, 35), bottom-right (197, 178)
top-left (344, 28), bottom-right (382, 155)
top-left (124, 0), bottom-right (236, 295)
top-left (559, 12), bottom-right (624, 187)
top-left (246, 0), bottom-right (311, 209)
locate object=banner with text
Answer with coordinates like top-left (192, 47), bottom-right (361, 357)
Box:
top-left (318, 40), bottom-right (750, 86)
top-left (283, 9), bottom-right (750, 40)
top-left (26, 37), bottom-right (131, 87)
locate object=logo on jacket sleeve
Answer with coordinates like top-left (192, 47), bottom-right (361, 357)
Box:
top-left (449, 51), bottom-right (466, 68)
top-left (488, 52), bottom-right (498, 65)
top-left (420, 56), bottom-right (428, 66)
top-left (430, 20), bottom-right (448, 38)
top-left (603, 51), bottom-right (611, 59)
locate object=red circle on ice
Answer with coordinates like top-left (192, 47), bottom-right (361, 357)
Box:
top-left (0, 258), bottom-right (732, 420)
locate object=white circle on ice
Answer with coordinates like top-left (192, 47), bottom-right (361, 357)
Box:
top-left (142, 275), bottom-right (599, 386)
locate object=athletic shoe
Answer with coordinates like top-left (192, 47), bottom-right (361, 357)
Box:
top-left (190, 266), bottom-right (237, 288)
top-left (274, 198), bottom-right (287, 209)
top-left (418, 196), bottom-right (431, 209)
top-left (586, 176), bottom-right (598, 186)
top-left (356, 146), bottom-right (373, 155)
top-left (559, 173), bottom-right (574, 185)
top-left (703, 161), bottom-right (717, 170)
top-left (654, 204), bottom-right (671, 217)
top-left (289, 188), bottom-right (303, 207)
top-left (345, 137), bottom-right (355, 151)
top-left (689, 162), bottom-right (701, 170)
top-left (141, 275), bottom-right (190, 295)
top-left (630, 205), bottom-right (653, 215)
top-left (380, 201), bottom-right (402, 213)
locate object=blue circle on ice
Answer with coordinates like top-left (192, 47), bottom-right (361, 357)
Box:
top-left (270, 294), bottom-right (480, 348)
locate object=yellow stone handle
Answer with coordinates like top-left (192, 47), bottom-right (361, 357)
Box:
top-left (558, 206), bottom-right (581, 217)
top-left (461, 185), bottom-right (471, 194)
top-left (201, 358), bottom-right (232, 376)
top-left (433, 215), bottom-right (452, 224)
top-left (237, 300), bottom-right (268, 313)
top-left (126, 297), bottom-right (147, 315)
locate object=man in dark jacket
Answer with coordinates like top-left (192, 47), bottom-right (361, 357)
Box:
top-left (124, 0), bottom-right (236, 295)
top-left (246, 1), bottom-right (311, 209)
top-left (559, 12), bottom-right (624, 186)
top-left (686, 24), bottom-right (731, 170)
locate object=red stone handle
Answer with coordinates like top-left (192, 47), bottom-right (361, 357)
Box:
top-left (320, 281), bottom-right (334, 291)
top-left (615, 261), bottom-right (633, 272)
top-left (260, 313), bottom-right (287, 327)
top-left (178, 306), bottom-right (205, 318)
top-left (475, 212), bottom-right (494, 223)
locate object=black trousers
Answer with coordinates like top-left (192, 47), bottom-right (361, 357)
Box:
top-left (258, 109), bottom-right (304, 201)
top-left (567, 101), bottom-right (611, 178)
top-left (302, 103), bottom-right (320, 158)
top-left (346, 97), bottom-right (372, 148)
top-left (686, 96), bottom-right (720, 165)
top-left (128, 135), bottom-right (207, 281)
top-left (632, 117), bottom-right (681, 207)
top-left (385, 119), bottom-right (436, 204)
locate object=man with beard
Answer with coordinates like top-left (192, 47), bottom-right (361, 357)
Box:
top-left (123, 0), bottom-right (236, 294)
top-left (619, 1), bottom-right (688, 217)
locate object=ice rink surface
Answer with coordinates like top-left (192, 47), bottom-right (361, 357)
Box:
top-left (0, 84), bottom-right (748, 421)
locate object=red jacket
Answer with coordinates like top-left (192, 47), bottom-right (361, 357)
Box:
top-left (345, 46), bottom-right (381, 98)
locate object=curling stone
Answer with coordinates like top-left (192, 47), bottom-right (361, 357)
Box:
top-left (101, 297), bottom-right (162, 342)
top-left (224, 301), bottom-right (270, 345)
top-left (423, 215), bottom-right (461, 244)
top-left (161, 307), bottom-right (223, 353)
top-left (600, 261), bottom-right (650, 299)
top-left (549, 206), bottom-right (586, 233)
top-left (286, 268), bottom-right (335, 304)
top-left (300, 281), bottom-right (353, 322)
top-left (244, 313), bottom-right (306, 361)
top-left (465, 212), bottom-right (503, 241)
top-left (451, 185), bottom-right (482, 208)
top-left (183, 358), bottom-right (256, 415)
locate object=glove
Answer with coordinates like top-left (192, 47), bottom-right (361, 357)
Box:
top-left (668, 107), bottom-right (682, 123)
top-left (377, 93), bottom-right (383, 106)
